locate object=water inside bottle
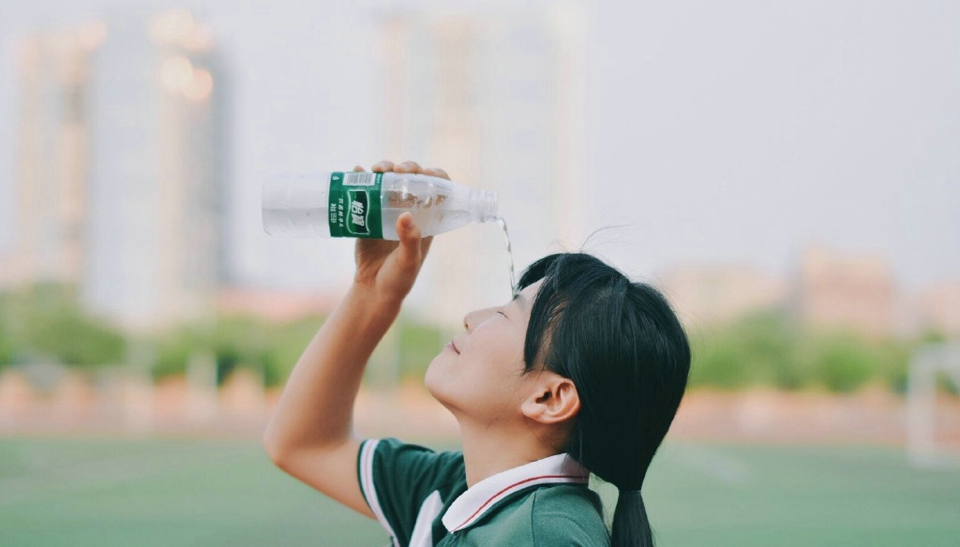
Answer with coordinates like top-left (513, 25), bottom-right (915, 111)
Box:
top-left (380, 208), bottom-right (473, 239)
top-left (494, 216), bottom-right (518, 298)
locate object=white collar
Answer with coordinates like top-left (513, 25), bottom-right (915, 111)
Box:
top-left (442, 453), bottom-right (590, 533)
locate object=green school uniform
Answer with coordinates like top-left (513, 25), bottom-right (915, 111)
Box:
top-left (357, 438), bottom-right (610, 547)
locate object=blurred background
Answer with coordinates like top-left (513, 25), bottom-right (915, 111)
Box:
top-left (0, 0), bottom-right (958, 546)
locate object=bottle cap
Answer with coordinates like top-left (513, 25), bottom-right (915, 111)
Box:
top-left (476, 190), bottom-right (498, 222)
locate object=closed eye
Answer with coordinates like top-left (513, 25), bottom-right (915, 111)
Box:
top-left (497, 311), bottom-right (507, 318)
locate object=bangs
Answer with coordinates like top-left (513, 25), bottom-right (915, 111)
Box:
top-left (518, 253), bottom-right (629, 372)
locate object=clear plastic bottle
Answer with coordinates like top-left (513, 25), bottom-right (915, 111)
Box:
top-left (262, 171), bottom-right (498, 239)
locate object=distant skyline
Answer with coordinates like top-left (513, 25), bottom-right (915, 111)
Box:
top-left (1, 0), bottom-right (957, 297)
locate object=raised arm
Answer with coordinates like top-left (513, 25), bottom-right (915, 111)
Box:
top-left (261, 160), bottom-right (443, 517)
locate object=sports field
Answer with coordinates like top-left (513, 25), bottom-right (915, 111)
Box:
top-left (1, 437), bottom-right (958, 546)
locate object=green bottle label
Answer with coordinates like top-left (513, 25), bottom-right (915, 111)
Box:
top-left (328, 171), bottom-right (383, 238)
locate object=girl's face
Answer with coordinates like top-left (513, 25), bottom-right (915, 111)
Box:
top-left (425, 280), bottom-right (544, 425)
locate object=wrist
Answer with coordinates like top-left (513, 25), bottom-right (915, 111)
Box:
top-left (346, 283), bottom-right (404, 321)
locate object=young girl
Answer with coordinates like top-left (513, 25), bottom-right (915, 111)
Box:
top-left (263, 161), bottom-right (691, 547)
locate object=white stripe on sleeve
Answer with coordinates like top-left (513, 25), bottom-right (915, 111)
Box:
top-left (359, 439), bottom-right (399, 547)
top-left (409, 490), bottom-right (444, 547)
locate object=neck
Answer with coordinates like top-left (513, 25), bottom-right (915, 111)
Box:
top-left (457, 418), bottom-right (560, 487)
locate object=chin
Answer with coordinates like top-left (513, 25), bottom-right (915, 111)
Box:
top-left (424, 356), bottom-right (460, 414)
top-left (423, 356), bottom-right (444, 398)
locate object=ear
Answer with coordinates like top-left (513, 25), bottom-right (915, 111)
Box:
top-left (520, 371), bottom-right (580, 425)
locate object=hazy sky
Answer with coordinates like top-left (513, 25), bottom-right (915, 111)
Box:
top-left (1, 0), bottom-right (957, 292)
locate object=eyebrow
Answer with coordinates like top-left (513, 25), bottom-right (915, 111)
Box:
top-left (513, 293), bottom-right (528, 312)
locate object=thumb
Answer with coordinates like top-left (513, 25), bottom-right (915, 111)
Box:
top-left (395, 212), bottom-right (423, 271)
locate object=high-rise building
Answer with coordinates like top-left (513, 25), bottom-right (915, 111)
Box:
top-left (5, 22), bottom-right (105, 289)
top-left (5, 10), bottom-right (228, 332)
top-left (377, 4), bottom-right (589, 324)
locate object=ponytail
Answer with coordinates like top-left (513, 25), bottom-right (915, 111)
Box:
top-left (612, 490), bottom-right (653, 547)
top-left (517, 254), bottom-right (691, 547)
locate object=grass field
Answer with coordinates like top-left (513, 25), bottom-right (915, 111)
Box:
top-left (1, 436), bottom-right (958, 546)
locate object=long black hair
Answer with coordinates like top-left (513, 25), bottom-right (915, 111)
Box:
top-left (518, 253), bottom-right (690, 547)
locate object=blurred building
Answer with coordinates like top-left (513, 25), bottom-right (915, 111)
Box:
top-left (659, 264), bottom-right (787, 328)
top-left (3, 22), bottom-right (104, 289)
top-left (4, 9), bottom-right (230, 332)
top-left (914, 282), bottom-right (960, 338)
top-left (376, 4), bottom-right (588, 324)
top-left (792, 246), bottom-right (895, 338)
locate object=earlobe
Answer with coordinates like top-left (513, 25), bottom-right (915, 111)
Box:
top-left (521, 374), bottom-right (580, 425)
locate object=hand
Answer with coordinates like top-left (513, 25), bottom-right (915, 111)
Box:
top-left (351, 160), bottom-right (449, 305)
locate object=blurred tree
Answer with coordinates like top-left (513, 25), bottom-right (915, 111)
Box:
top-left (153, 325), bottom-right (214, 380)
top-left (909, 330), bottom-right (960, 395)
top-left (151, 314), bottom-right (325, 388)
top-left (397, 317), bottom-right (443, 380)
top-left (5, 283), bottom-right (127, 367)
top-left (688, 308), bottom-right (912, 394)
top-left (261, 315), bottom-right (324, 387)
top-left (875, 339), bottom-right (911, 394)
top-left (24, 310), bottom-right (127, 366)
top-left (690, 335), bottom-right (750, 389)
top-left (690, 311), bottom-right (807, 390)
top-left (0, 283), bottom-right (928, 395)
top-left (812, 333), bottom-right (875, 393)
top-left (0, 317), bottom-right (11, 369)
top-left (214, 316), bottom-right (265, 386)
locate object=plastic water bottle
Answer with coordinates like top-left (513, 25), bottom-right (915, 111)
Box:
top-left (262, 171), bottom-right (499, 239)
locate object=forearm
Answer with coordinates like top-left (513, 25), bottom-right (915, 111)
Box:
top-left (259, 161), bottom-right (437, 517)
top-left (262, 284), bottom-right (401, 454)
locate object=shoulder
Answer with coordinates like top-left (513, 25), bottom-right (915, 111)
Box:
top-left (530, 486), bottom-right (610, 547)
top-left (361, 437), bottom-right (465, 504)
top-left (364, 438), bottom-right (464, 477)
top-left (470, 485), bottom-right (609, 546)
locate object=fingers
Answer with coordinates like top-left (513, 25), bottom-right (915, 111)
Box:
top-left (353, 165), bottom-right (365, 172)
top-left (368, 160), bottom-right (448, 179)
top-left (422, 166), bottom-right (450, 180)
top-left (395, 212), bottom-right (423, 271)
top-left (372, 160), bottom-right (394, 172)
top-left (395, 161), bottom-right (422, 173)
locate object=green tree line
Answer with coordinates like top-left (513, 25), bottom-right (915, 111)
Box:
top-left (0, 283), bottom-right (443, 388)
top-left (688, 309), bottom-right (951, 393)
top-left (0, 284), bottom-right (954, 393)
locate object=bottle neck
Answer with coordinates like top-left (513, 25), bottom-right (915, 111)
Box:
top-left (470, 190), bottom-right (499, 222)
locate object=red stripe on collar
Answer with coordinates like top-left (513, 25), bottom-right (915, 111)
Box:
top-left (451, 473), bottom-right (588, 531)
top-left (442, 453), bottom-right (590, 533)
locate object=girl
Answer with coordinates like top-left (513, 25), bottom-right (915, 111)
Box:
top-left (263, 161), bottom-right (690, 546)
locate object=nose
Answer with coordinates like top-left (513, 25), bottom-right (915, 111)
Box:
top-left (463, 307), bottom-right (497, 332)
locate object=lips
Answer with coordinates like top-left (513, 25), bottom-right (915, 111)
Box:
top-left (448, 339), bottom-right (461, 354)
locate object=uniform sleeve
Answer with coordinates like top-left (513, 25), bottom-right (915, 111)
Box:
top-left (357, 437), bottom-right (464, 547)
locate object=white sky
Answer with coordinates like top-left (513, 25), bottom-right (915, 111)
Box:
top-left (1, 0), bottom-right (957, 292)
